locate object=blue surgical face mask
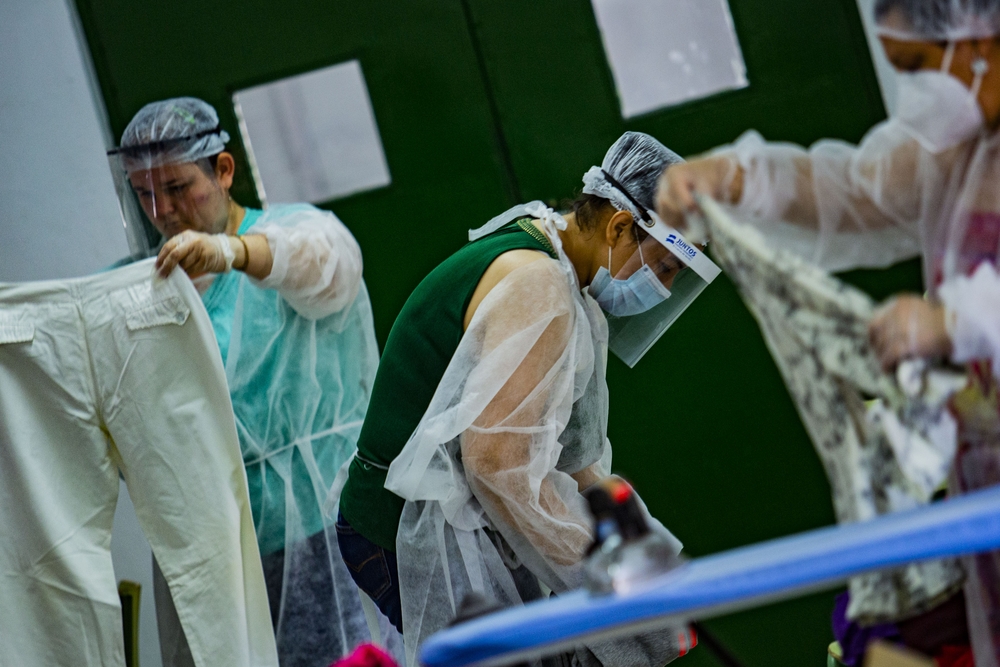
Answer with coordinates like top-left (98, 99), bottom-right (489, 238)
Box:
top-left (588, 245), bottom-right (672, 317)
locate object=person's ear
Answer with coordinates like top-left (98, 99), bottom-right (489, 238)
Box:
top-left (604, 209), bottom-right (635, 248)
top-left (214, 152), bottom-right (236, 190)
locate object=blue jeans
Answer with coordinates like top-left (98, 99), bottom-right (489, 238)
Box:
top-left (335, 512), bottom-right (403, 633)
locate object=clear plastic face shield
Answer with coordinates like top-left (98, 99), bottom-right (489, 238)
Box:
top-left (588, 171), bottom-right (722, 367)
top-left (107, 128), bottom-right (229, 258)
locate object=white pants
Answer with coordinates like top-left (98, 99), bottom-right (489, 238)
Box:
top-left (0, 259), bottom-right (277, 667)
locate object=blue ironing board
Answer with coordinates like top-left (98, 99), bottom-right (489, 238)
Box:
top-left (421, 485), bottom-right (1000, 667)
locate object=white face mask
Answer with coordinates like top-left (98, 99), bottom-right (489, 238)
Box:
top-left (895, 42), bottom-right (987, 154)
top-left (588, 245), bottom-right (672, 317)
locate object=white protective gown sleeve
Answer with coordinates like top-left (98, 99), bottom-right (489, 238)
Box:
top-left (715, 124), bottom-right (975, 276)
top-left (247, 206), bottom-right (363, 320)
top-left (385, 209), bottom-right (682, 667)
top-left (940, 262), bottom-right (1000, 375)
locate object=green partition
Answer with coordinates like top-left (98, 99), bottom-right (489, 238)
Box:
top-left (74, 1), bottom-right (921, 664)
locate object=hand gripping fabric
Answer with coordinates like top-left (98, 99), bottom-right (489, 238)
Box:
top-left (711, 118), bottom-right (1000, 662)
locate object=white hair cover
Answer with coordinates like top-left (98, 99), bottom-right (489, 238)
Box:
top-left (385, 206), bottom-right (683, 667)
top-left (581, 131), bottom-right (683, 221)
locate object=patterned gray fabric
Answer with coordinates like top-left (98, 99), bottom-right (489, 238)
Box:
top-left (702, 200), bottom-right (965, 623)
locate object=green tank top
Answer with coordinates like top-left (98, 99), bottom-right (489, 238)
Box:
top-left (339, 220), bottom-right (556, 551)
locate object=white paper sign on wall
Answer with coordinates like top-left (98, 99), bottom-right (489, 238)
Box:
top-left (233, 60), bottom-right (391, 206)
top-left (591, 0), bottom-right (749, 119)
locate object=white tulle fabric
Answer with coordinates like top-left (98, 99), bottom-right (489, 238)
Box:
top-left (386, 207), bottom-right (681, 667)
top-left (247, 205), bottom-right (364, 320)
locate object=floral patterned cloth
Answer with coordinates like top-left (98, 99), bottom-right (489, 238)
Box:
top-left (701, 199), bottom-right (965, 623)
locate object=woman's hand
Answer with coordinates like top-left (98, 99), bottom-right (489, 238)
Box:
top-left (156, 231), bottom-right (239, 279)
top-left (868, 295), bottom-right (953, 372)
top-left (655, 156), bottom-right (744, 230)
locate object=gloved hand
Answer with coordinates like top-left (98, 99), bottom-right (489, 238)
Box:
top-left (156, 230), bottom-right (237, 279)
top-left (655, 155), bottom-right (743, 231)
top-left (868, 295), bottom-right (953, 372)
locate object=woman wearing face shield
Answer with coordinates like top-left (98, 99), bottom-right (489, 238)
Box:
top-left (336, 132), bottom-right (713, 667)
top-left (656, 1), bottom-right (1000, 664)
top-left (108, 98), bottom-right (384, 667)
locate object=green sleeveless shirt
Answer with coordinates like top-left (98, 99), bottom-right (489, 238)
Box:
top-left (339, 220), bottom-right (556, 551)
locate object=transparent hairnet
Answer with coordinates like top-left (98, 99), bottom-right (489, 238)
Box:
top-left (582, 131), bottom-right (683, 220)
top-left (875, 0), bottom-right (1000, 40)
top-left (107, 97), bottom-right (231, 258)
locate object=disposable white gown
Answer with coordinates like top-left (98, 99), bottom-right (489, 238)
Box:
top-left (385, 205), bottom-right (683, 667)
top-left (158, 204), bottom-right (395, 666)
top-left (716, 123), bottom-right (1000, 664)
top-left (715, 121), bottom-right (1000, 393)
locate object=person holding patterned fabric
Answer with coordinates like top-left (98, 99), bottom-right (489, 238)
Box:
top-left (656, 2), bottom-right (1000, 664)
top-left (111, 97), bottom-right (386, 667)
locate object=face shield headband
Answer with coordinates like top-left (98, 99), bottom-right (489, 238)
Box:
top-left (592, 169), bottom-right (722, 367)
top-left (106, 125), bottom-right (224, 160)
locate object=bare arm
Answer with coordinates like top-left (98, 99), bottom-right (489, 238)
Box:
top-left (231, 233), bottom-right (272, 280)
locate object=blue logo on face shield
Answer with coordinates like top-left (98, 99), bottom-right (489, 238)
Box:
top-left (664, 233), bottom-right (697, 259)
